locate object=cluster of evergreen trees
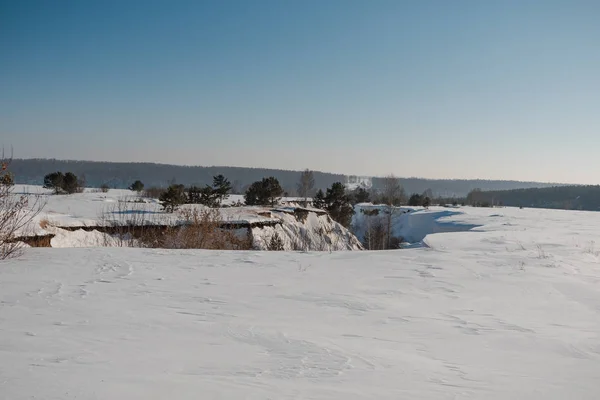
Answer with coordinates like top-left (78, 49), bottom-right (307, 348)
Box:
top-left (313, 183), bottom-right (355, 228)
top-left (43, 171), bottom-right (84, 194)
top-left (408, 193), bottom-right (431, 208)
top-left (244, 177), bottom-right (284, 207)
top-left (159, 175), bottom-right (233, 212)
top-left (129, 180), bottom-right (144, 192)
top-left (158, 171), bottom-right (359, 229)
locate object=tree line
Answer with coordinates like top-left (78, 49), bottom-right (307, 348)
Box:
top-left (466, 185), bottom-right (600, 211)
top-left (11, 158), bottom-right (566, 197)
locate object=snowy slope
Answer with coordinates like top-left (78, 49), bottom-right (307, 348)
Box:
top-left (2, 206), bottom-right (600, 399)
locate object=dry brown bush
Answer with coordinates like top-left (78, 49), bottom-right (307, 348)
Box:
top-left (99, 203), bottom-right (252, 250)
top-left (154, 208), bottom-right (252, 250)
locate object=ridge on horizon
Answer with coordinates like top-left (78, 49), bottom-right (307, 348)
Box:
top-left (9, 158), bottom-right (572, 186)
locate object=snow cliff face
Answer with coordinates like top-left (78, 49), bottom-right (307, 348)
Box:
top-left (251, 208), bottom-right (363, 251)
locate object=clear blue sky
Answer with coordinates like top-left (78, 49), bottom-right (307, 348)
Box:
top-left (1, 0), bottom-right (599, 183)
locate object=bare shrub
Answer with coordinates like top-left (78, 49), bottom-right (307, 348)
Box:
top-left (380, 175), bottom-right (405, 249)
top-left (297, 169), bottom-right (315, 207)
top-left (1, 153), bottom-right (46, 259)
top-left (98, 201), bottom-right (251, 250)
top-left (359, 208), bottom-right (403, 250)
top-left (363, 217), bottom-right (387, 250)
top-left (123, 208), bottom-right (248, 250)
top-left (157, 208), bottom-right (252, 250)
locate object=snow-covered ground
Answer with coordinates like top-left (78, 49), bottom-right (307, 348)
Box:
top-left (2, 206), bottom-right (600, 398)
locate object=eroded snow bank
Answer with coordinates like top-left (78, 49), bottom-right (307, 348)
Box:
top-left (44, 208), bottom-right (362, 251)
top-left (352, 204), bottom-right (480, 245)
top-left (252, 208), bottom-right (363, 251)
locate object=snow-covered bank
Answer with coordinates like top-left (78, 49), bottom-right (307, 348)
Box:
top-left (42, 208), bottom-right (363, 251)
top-left (11, 186), bottom-right (362, 251)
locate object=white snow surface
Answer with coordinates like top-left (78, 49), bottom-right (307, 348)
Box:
top-left (2, 206), bottom-right (600, 399)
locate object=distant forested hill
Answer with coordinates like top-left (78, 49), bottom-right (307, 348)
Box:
top-left (369, 177), bottom-right (565, 198)
top-left (468, 185), bottom-right (600, 211)
top-left (10, 158), bottom-right (567, 197)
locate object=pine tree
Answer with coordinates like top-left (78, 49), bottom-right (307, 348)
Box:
top-left (62, 172), bottom-right (79, 194)
top-left (199, 185), bottom-right (217, 207)
top-left (160, 184), bottom-right (186, 213)
top-left (129, 180), bottom-right (144, 192)
top-left (312, 189), bottom-right (326, 209)
top-left (423, 196), bottom-right (431, 208)
top-left (244, 177), bottom-right (283, 206)
top-left (212, 175), bottom-right (232, 206)
top-left (43, 172), bottom-right (64, 194)
top-left (324, 182), bottom-right (354, 228)
top-left (408, 193), bottom-right (424, 206)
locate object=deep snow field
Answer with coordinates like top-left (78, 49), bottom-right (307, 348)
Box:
top-left (2, 191), bottom-right (600, 399)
